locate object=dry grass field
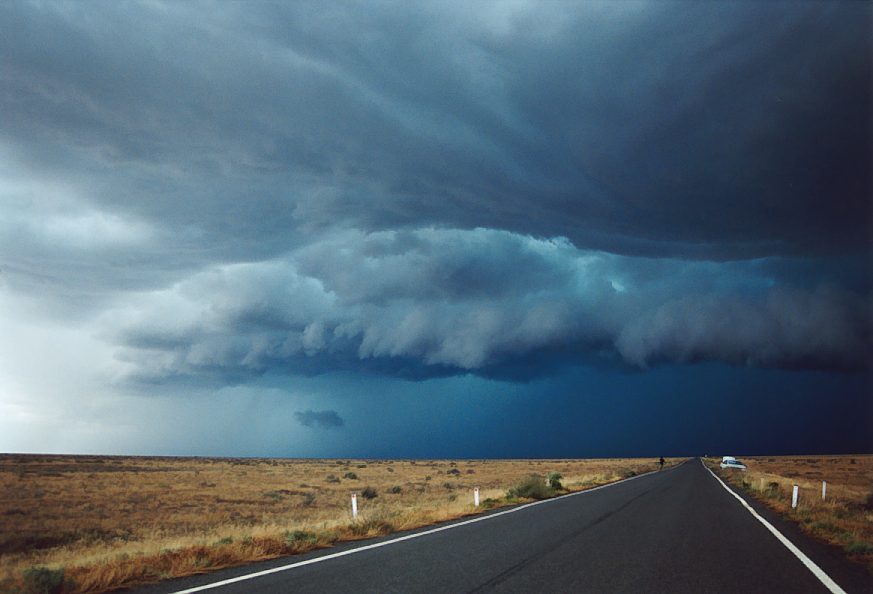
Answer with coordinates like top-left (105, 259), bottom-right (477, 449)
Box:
top-left (707, 455), bottom-right (873, 571)
top-left (0, 455), bottom-right (677, 593)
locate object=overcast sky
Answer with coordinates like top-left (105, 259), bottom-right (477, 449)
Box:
top-left (1, 0), bottom-right (871, 457)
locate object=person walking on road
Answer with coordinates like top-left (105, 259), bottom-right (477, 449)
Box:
top-left (659, 457), bottom-right (665, 470)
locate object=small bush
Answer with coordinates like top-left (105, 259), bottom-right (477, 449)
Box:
top-left (507, 475), bottom-right (554, 500)
top-left (213, 536), bottom-right (233, 546)
top-left (547, 472), bottom-right (563, 490)
top-left (388, 485), bottom-right (402, 494)
top-left (447, 493), bottom-right (457, 501)
top-left (349, 518), bottom-right (394, 536)
top-left (846, 541), bottom-right (873, 555)
top-left (302, 492), bottom-right (316, 506)
top-left (447, 468), bottom-right (461, 476)
top-left (285, 530), bottom-right (317, 546)
top-left (481, 497), bottom-right (501, 509)
top-left (325, 474), bottom-right (340, 483)
top-left (343, 472), bottom-right (358, 480)
top-left (22, 566), bottom-right (68, 594)
top-left (361, 486), bottom-right (378, 499)
top-left (811, 521), bottom-right (841, 535)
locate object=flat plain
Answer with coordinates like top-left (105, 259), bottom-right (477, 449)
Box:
top-left (0, 455), bottom-right (673, 593)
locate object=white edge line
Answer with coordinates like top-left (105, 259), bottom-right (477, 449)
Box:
top-left (170, 462), bottom-right (685, 593)
top-left (701, 459), bottom-right (847, 594)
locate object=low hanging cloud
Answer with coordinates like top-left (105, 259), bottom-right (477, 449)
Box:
top-left (293, 410), bottom-right (344, 429)
top-left (104, 228), bottom-right (872, 385)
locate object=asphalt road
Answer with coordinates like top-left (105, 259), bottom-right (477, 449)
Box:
top-left (133, 459), bottom-right (872, 594)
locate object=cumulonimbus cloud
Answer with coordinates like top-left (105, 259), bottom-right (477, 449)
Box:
top-left (103, 228), bottom-right (872, 384)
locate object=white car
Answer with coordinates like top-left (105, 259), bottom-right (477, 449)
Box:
top-left (720, 457), bottom-right (747, 470)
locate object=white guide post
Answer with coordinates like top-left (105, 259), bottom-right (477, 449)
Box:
top-left (791, 485), bottom-right (799, 509)
top-left (351, 492), bottom-right (358, 519)
top-left (821, 481), bottom-right (827, 501)
top-left (474, 487), bottom-right (480, 507)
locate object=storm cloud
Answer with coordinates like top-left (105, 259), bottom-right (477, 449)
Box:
top-left (0, 1), bottom-right (870, 455)
top-left (1, 1), bottom-right (870, 276)
top-left (103, 228), bottom-right (872, 383)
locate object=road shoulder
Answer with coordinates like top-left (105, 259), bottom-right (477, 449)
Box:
top-left (703, 461), bottom-right (873, 594)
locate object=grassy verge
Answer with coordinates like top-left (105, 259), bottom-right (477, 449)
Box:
top-left (1, 456), bottom-right (679, 593)
top-left (704, 456), bottom-right (873, 572)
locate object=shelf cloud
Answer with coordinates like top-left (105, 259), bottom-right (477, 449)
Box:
top-left (102, 229), bottom-right (872, 384)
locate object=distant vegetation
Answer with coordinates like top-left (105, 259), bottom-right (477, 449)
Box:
top-left (0, 455), bottom-right (677, 593)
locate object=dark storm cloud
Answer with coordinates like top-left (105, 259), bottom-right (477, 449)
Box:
top-left (103, 229), bottom-right (872, 383)
top-left (1, 0), bottom-right (870, 279)
top-left (1, 2), bottom-right (870, 389)
top-left (294, 410), bottom-right (344, 429)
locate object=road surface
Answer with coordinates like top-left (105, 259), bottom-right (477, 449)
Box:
top-left (132, 459), bottom-right (872, 593)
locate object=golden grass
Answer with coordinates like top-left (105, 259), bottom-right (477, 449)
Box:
top-left (706, 455), bottom-right (873, 570)
top-left (0, 455), bottom-right (678, 593)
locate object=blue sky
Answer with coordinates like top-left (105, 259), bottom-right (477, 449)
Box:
top-left (0, 1), bottom-right (870, 457)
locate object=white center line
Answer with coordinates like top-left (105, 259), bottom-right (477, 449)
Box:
top-left (701, 459), bottom-right (846, 594)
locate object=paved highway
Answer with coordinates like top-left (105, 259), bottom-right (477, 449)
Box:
top-left (133, 459), bottom-right (872, 593)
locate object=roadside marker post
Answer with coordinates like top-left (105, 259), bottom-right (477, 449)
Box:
top-left (351, 493), bottom-right (358, 519)
top-left (821, 481), bottom-right (826, 501)
top-left (791, 485), bottom-right (799, 509)
top-left (474, 487), bottom-right (480, 507)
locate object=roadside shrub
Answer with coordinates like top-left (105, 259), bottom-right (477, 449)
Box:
top-left (343, 472), bottom-right (358, 480)
top-left (349, 518), bottom-right (393, 536)
top-left (481, 497), bottom-right (501, 509)
top-left (507, 475), bottom-right (554, 500)
top-left (846, 541), bottom-right (873, 555)
top-left (361, 486), bottom-right (378, 499)
top-left (284, 530), bottom-right (317, 546)
top-left (447, 468), bottom-right (461, 475)
top-left (388, 485), bottom-right (402, 494)
top-left (765, 482), bottom-right (781, 499)
top-left (811, 521), bottom-right (841, 535)
top-left (547, 472), bottom-right (563, 490)
top-left (302, 492), bottom-right (316, 506)
top-left (22, 566), bottom-right (68, 594)
top-left (325, 474), bottom-right (340, 483)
